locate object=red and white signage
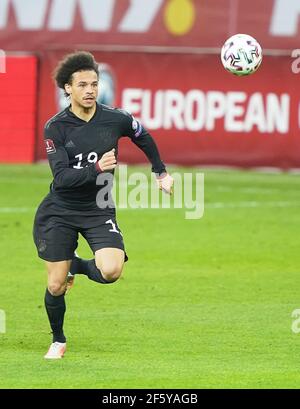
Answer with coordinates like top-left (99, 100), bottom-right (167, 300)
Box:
top-left (35, 51), bottom-right (300, 168)
top-left (0, 55), bottom-right (37, 163)
top-left (1, 0), bottom-right (300, 50)
top-left (1, 1), bottom-right (300, 167)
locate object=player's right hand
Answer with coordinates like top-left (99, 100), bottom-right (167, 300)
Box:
top-left (97, 149), bottom-right (117, 171)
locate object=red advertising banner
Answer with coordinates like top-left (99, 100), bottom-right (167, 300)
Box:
top-left (0, 0), bottom-right (300, 51)
top-left (36, 51), bottom-right (300, 168)
top-left (0, 55), bottom-right (37, 163)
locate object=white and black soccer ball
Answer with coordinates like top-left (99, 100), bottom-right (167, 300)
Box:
top-left (221, 34), bottom-right (263, 76)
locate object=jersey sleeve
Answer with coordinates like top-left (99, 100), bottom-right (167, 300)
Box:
top-left (120, 111), bottom-right (166, 175)
top-left (44, 121), bottom-right (101, 188)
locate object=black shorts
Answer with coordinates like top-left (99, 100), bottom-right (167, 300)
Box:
top-left (33, 195), bottom-right (127, 262)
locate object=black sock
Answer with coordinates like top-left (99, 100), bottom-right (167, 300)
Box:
top-left (44, 288), bottom-right (66, 343)
top-left (70, 257), bottom-right (112, 284)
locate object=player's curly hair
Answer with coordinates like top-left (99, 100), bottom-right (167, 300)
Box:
top-left (54, 51), bottom-right (99, 96)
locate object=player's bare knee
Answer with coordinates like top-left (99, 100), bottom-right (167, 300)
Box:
top-left (48, 282), bottom-right (67, 296)
top-left (98, 263), bottom-right (123, 283)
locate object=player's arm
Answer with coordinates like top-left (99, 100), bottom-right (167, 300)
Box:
top-left (121, 113), bottom-right (173, 194)
top-left (44, 123), bottom-right (115, 188)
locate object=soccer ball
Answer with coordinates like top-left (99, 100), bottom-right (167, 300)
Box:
top-left (221, 34), bottom-right (263, 76)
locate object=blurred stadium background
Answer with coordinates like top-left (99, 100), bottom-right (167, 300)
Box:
top-left (1, 0), bottom-right (300, 389)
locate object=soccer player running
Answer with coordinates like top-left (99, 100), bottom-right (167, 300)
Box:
top-left (33, 52), bottom-right (174, 359)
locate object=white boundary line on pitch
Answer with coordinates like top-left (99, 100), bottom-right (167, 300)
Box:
top-left (205, 201), bottom-right (300, 209)
top-left (0, 207), bottom-right (35, 213)
top-left (0, 201), bottom-right (299, 213)
top-left (1, 177), bottom-right (299, 196)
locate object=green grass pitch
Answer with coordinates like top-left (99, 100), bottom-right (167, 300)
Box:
top-left (0, 164), bottom-right (300, 388)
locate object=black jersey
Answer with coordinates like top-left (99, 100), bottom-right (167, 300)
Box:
top-left (44, 103), bottom-right (166, 211)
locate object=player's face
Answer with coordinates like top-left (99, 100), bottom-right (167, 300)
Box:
top-left (65, 70), bottom-right (99, 109)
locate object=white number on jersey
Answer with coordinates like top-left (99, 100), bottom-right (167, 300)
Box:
top-left (73, 152), bottom-right (98, 169)
top-left (105, 219), bottom-right (121, 234)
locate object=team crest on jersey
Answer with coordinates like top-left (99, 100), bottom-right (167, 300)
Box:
top-left (45, 139), bottom-right (56, 154)
top-left (132, 118), bottom-right (143, 137)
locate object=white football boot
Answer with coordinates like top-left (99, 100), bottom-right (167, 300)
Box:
top-left (44, 342), bottom-right (66, 359)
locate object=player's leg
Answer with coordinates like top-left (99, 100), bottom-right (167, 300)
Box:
top-left (71, 248), bottom-right (125, 283)
top-left (44, 260), bottom-right (70, 359)
top-left (95, 247), bottom-right (125, 282)
top-left (45, 260), bottom-right (70, 340)
top-left (33, 196), bottom-right (79, 358)
top-left (70, 216), bottom-right (127, 284)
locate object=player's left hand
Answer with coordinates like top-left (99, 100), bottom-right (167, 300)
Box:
top-left (156, 173), bottom-right (174, 195)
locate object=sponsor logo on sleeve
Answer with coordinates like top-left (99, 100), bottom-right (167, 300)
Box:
top-left (132, 118), bottom-right (143, 137)
top-left (45, 139), bottom-right (56, 154)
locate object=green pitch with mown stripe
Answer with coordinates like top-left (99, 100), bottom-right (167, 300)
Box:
top-left (0, 164), bottom-right (300, 388)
